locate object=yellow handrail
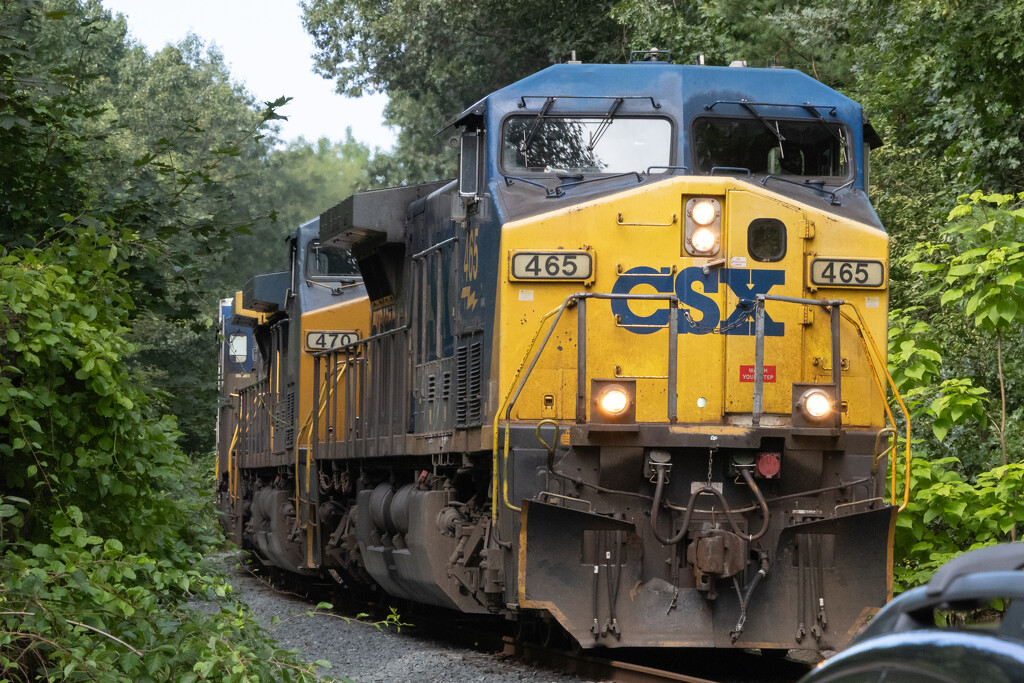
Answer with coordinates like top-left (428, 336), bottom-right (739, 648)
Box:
top-left (841, 304), bottom-right (913, 511)
top-left (227, 422), bottom-right (239, 501)
top-left (293, 360), bottom-right (348, 519)
top-left (491, 303), bottom-right (568, 525)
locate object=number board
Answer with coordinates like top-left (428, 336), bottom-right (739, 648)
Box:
top-left (810, 258), bottom-right (886, 289)
top-left (305, 330), bottom-right (358, 352)
top-left (510, 251), bottom-right (593, 281)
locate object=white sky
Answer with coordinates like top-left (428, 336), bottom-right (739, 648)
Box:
top-left (101, 0), bottom-right (397, 151)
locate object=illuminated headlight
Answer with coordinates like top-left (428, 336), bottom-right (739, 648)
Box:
top-left (690, 227), bottom-right (718, 254)
top-left (684, 197), bottom-right (722, 256)
top-left (690, 200), bottom-right (717, 226)
top-left (598, 386), bottom-right (630, 415)
top-left (591, 378), bottom-right (636, 424)
top-left (800, 389), bottom-right (833, 420)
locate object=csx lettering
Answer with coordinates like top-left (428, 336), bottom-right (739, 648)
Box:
top-left (610, 266), bottom-right (785, 336)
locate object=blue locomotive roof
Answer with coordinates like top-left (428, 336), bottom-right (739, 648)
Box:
top-left (454, 62), bottom-right (872, 200)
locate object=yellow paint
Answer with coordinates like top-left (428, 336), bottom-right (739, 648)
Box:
top-left (231, 290), bottom-right (267, 326)
top-left (298, 296), bottom-right (371, 446)
top-left (495, 176), bottom-right (890, 429)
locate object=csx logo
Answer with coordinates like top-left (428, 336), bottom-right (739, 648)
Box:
top-left (611, 266), bottom-right (785, 336)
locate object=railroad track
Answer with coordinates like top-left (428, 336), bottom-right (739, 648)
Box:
top-left (507, 637), bottom-right (720, 682)
top-left (241, 556), bottom-right (811, 682)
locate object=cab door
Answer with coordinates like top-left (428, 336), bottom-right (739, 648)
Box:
top-left (722, 190), bottom-right (808, 417)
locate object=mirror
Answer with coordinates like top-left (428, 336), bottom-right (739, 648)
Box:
top-left (459, 132), bottom-right (480, 198)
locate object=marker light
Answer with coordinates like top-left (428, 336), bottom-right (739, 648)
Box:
top-left (691, 227), bottom-right (718, 254)
top-left (801, 390), bottom-right (833, 419)
top-left (598, 387), bottom-right (630, 415)
top-left (690, 200), bottom-right (717, 226)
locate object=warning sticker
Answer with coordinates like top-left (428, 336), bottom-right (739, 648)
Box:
top-left (740, 365), bottom-right (776, 383)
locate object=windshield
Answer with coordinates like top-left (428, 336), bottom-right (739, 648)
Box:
top-left (692, 117), bottom-right (850, 179)
top-left (502, 116), bottom-right (671, 174)
top-left (305, 240), bottom-right (358, 278)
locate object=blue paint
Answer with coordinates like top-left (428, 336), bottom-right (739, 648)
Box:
top-left (610, 266), bottom-right (786, 336)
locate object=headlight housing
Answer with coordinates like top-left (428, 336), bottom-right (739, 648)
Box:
top-left (591, 379), bottom-right (636, 425)
top-left (792, 384), bottom-right (838, 427)
top-left (684, 197), bottom-right (722, 256)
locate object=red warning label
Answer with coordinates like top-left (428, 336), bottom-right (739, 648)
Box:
top-left (740, 365), bottom-right (776, 383)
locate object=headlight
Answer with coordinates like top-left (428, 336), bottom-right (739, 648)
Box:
top-left (684, 197), bottom-right (722, 256)
top-left (598, 386), bottom-right (630, 415)
top-left (591, 379), bottom-right (636, 425)
top-left (690, 227), bottom-right (718, 254)
top-left (800, 389), bottom-right (833, 420)
top-left (690, 200), bottom-right (717, 226)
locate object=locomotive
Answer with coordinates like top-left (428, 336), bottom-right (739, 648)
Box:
top-left (216, 53), bottom-right (910, 651)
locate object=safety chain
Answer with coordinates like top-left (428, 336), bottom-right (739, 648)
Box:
top-left (681, 299), bottom-right (757, 335)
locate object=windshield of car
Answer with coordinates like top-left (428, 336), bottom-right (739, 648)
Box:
top-left (305, 240), bottom-right (359, 278)
top-left (692, 117), bottom-right (850, 180)
top-left (502, 116), bottom-right (671, 174)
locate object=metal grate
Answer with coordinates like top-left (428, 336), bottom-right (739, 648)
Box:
top-left (274, 390), bottom-right (295, 451)
top-left (456, 336), bottom-right (483, 427)
top-left (455, 345), bottom-right (468, 426)
top-left (468, 342), bottom-right (482, 424)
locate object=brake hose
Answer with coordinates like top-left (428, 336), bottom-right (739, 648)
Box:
top-left (650, 466), bottom-right (770, 545)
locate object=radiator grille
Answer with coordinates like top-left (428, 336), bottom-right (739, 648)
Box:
top-left (456, 337), bottom-right (483, 427)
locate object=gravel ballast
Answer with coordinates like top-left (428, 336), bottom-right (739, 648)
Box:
top-left (223, 556), bottom-right (601, 682)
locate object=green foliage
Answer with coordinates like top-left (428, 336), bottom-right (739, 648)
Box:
top-left (894, 457), bottom-right (1024, 591)
top-left (301, 0), bottom-right (626, 182)
top-left (854, 0), bottom-right (1024, 191)
top-left (0, 2), bottom-right (359, 678)
top-left (613, 0), bottom-right (858, 83)
top-left (0, 241), bottom-right (323, 680)
top-left (0, 538), bottom-right (327, 682)
top-left (933, 192), bottom-right (1024, 333)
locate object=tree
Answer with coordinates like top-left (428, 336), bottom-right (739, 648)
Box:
top-left (301, 0), bottom-right (628, 181)
top-left (0, 3), bottom-right (326, 678)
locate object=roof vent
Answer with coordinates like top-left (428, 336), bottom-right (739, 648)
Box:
top-left (729, 60), bottom-right (748, 68)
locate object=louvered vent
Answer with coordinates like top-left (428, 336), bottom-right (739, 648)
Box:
top-left (456, 337), bottom-right (483, 427)
top-left (455, 345), bottom-right (469, 426)
top-left (427, 374), bottom-right (437, 402)
top-left (467, 342), bottom-right (482, 424)
top-left (441, 371), bottom-right (452, 400)
top-left (274, 391), bottom-right (296, 450)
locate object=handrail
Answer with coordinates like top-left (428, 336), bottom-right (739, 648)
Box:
top-left (753, 294), bottom-right (912, 511)
top-left (840, 304), bottom-right (913, 511)
top-left (227, 422), bottom-right (239, 501)
top-left (491, 291), bottom-right (913, 527)
top-left (491, 291), bottom-right (680, 525)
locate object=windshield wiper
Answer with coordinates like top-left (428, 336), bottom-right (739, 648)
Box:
top-left (799, 104), bottom-right (847, 145)
top-left (587, 97), bottom-right (624, 152)
top-left (518, 97), bottom-right (555, 156)
top-left (761, 175), bottom-right (847, 205)
top-left (736, 101), bottom-right (785, 146)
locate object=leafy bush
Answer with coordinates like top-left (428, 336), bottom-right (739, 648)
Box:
top-left (894, 457), bottom-right (1024, 592)
top-left (0, 241), bottom-right (327, 681)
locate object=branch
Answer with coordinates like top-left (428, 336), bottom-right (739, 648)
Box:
top-left (66, 619), bottom-right (144, 657)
